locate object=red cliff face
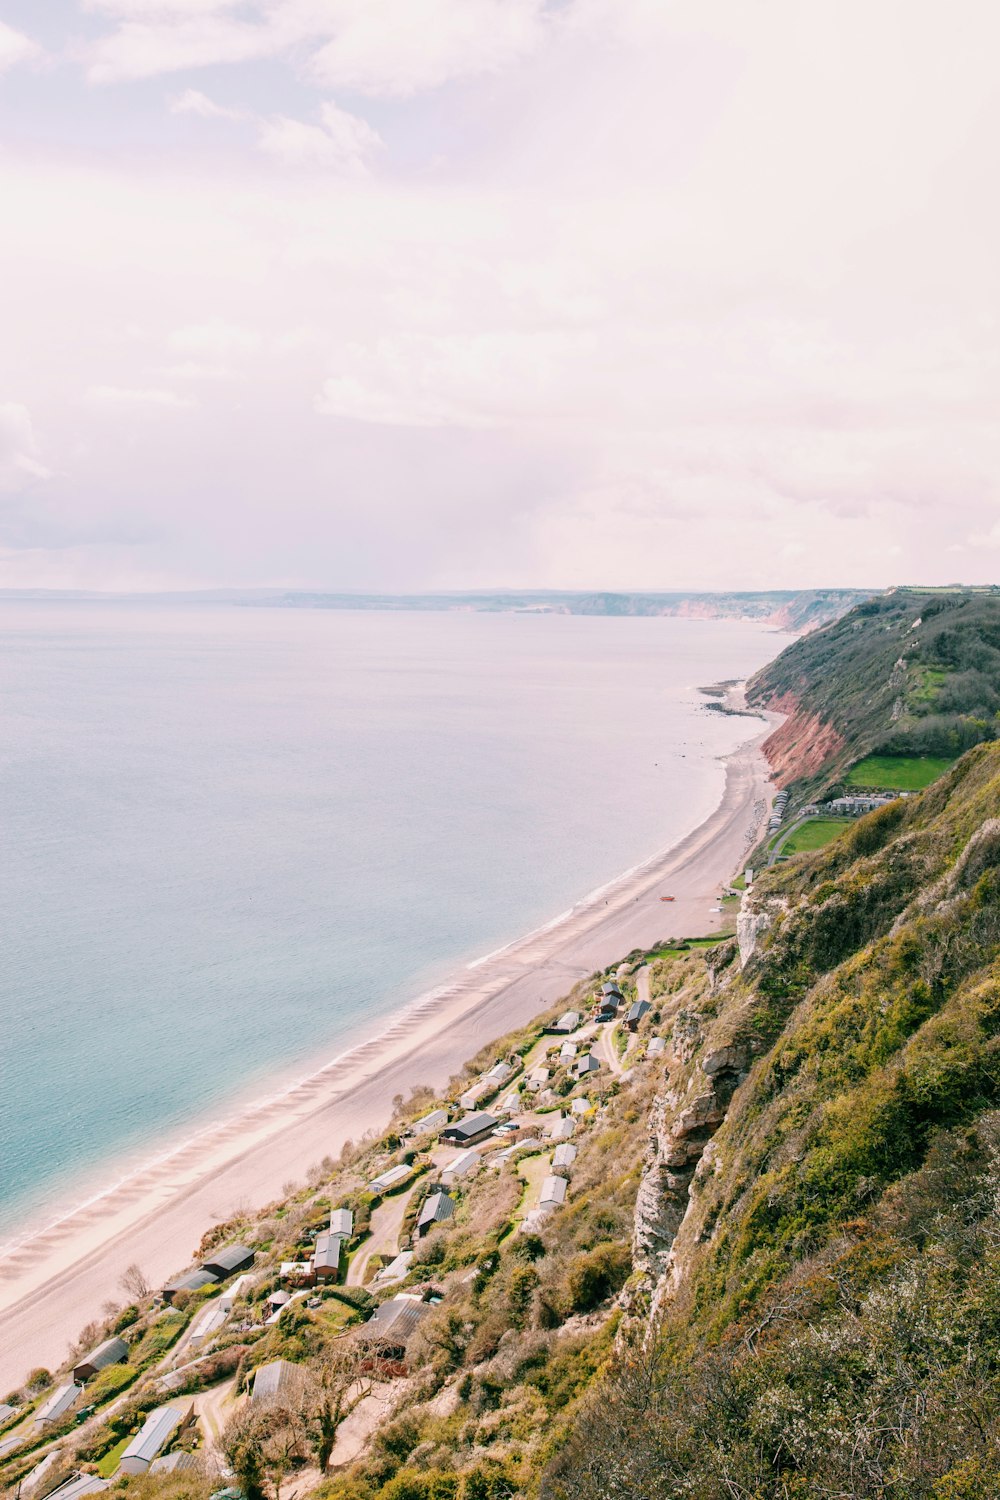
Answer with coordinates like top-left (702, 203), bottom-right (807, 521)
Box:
top-left (760, 691), bottom-right (846, 787)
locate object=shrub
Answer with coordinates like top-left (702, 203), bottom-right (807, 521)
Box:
top-left (563, 1242), bottom-right (631, 1314)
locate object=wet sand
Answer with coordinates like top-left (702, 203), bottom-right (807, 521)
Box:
top-left (0, 704), bottom-right (775, 1390)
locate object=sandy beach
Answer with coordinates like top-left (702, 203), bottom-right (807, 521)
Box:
top-left (0, 699), bottom-right (777, 1391)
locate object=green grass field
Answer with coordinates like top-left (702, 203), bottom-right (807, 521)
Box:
top-left (845, 754), bottom-right (954, 790)
top-left (97, 1437), bottom-right (130, 1477)
top-left (781, 818), bottom-right (850, 854)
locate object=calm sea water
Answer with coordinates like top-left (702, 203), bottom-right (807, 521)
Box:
top-left (0, 604), bottom-right (787, 1239)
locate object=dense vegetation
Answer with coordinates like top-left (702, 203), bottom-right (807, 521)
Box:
top-left (748, 587), bottom-right (1000, 797)
top-left (547, 743), bottom-right (1000, 1499)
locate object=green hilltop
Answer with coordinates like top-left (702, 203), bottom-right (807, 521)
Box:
top-left (747, 585), bottom-right (1000, 802)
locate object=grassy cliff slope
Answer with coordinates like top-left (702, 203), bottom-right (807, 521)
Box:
top-left (547, 742), bottom-right (1000, 1499)
top-left (747, 587), bottom-right (1000, 798)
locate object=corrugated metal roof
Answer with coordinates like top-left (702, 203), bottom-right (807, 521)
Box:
top-left (252, 1360), bottom-right (297, 1401)
top-left (149, 1451), bottom-right (200, 1475)
top-left (120, 1407), bottom-right (183, 1468)
top-left (329, 1209), bottom-right (354, 1237)
top-left (74, 1336), bottom-right (128, 1377)
top-left (201, 1244), bottom-right (254, 1276)
top-left (540, 1175), bottom-right (567, 1205)
top-left (163, 1268), bottom-right (218, 1297)
top-left (35, 1384), bottom-right (79, 1425)
top-left (45, 1474), bottom-right (108, 1500)
top-left (364, 1296), bottom-right (428, 1345)
top-left (441, 1111), bottom-right (497, 1139)
top-left (313, 1232), bottom-right (342, 1270)
top-left (417, 1191), bottom-right (454, 1228)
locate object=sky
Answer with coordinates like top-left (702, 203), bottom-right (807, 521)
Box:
top-left (0, 0), bottom-right (998, 593)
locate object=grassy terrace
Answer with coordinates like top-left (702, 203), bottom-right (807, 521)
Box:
top-left (845, 753), bottom-right (954, 790)
top-left (779, 817), bottom-right (850, 854)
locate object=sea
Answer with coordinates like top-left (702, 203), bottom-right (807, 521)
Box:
top-left (0, 603), bottom-right (789, 1245)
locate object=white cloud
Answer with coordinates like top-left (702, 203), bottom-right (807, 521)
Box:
top-left (0, 404), bottom-right (50, 489)
top-left (163, 319), bottom-right (261, 379)
top-left (84, 0), bottom-right (548, 91)
top-left (0, 21), bottom-right (42, 72)
top-left (85, 385), bottom-right (194, 409)
top-left (168, 319), bottom-right (261, 358)
top-left (4, 0), bottom-right (1000, 590)
top-left (257, 102), bottom-right (382, 173)
top-left (86, 14), bottom-right (274, 82)
top-left (169, 87), bottom-right (246, 120)
top-left (306, 0), bottom-right (547, 96)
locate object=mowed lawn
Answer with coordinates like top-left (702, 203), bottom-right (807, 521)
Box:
top-left (846, 754), bottom-right (954, 790)
top-left (782, 818), bottom-right (850, 854)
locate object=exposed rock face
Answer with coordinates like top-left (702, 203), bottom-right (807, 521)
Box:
top-left (737, 892), bottom-right (774, 968)
top-left (633, 1044), bottom-right (748, 1281)
top-left (755, 691), bottom-right (846, 786)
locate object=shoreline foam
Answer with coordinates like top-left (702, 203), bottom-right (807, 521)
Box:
top-left (0, 691), bottom-right (778, 1389)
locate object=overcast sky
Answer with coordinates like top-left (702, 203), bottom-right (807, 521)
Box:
top-left (0, 0), bottom-right (997, 593)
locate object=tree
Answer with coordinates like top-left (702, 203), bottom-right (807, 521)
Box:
top-left (302, 1342), bottom-right (372, 1470)
top-left (119, 1263), bottom-right (152, 1300)
top-left (221, 1396), bottom-right (307, 1500)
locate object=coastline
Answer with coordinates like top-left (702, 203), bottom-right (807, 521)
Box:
top-left (0, 695), bottom-right (778, 1390)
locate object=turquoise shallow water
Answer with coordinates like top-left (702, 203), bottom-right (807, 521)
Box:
top-left (0, 604), bottom-right (787, 1240)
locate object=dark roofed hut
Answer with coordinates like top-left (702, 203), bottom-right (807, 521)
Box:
top-left (626, 1000), bottom-right (651, 1032)
top-left (416, 1191), bottom-right (454, 1237)
top-left (439, 1112), bottom-right (498, 1146)
top-left (201, 1244), bottom-right (255, 1279)
top-left (357, 1295), bottom-right (429, 1360)
top-left (73, 1336), bottom-right (128, 1384)
top-left (162, 1268), bottom-right (219, 1303)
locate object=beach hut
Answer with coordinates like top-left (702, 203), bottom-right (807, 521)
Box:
top-left (312, 1232), bottom-right (342, 1280)
top-left (201, 1244), bottom-right (255, 1279)
top-left (553, 1143), bottom-right (578, 1173)
top-left (189, 1304), bottom-right (227, 1347)
top-left (162, 1269), bottom-right (218, 1303)
top-left (73, 1337), bottom-right (128, 1384)
top-left (549, 1010), bottom-right (581, 1034)
top-left (219, 1273), bottom-right (255, 1312)
top-left (409, 1108), bottom-right (449, 1137)
top-left (329, 1208), bottom-right (354, 1239)
top-left (441, 1149), bottom-right (481, 1186)
top-left (485, 1060), bottom-right (514, 1085)
top-left (149, 1452), bottom-right (200, 1476)
top-left (252, 1360), bottom-right (298, 1403)
top-left (0, 1404), bottom-right (15, 1428)
top-left (368, 1162), bottom-right (413, 1194)
top-left (34, 1384), bottom-right (80, 1429)
top-left (439, 1112), bottom-right (498, 1146)
top-left (539, 1176), bottom-right (568, 1210)
top-left (574, 1053), bottom-right (601, 1079)
top-left (374, 1251), bottom-right (414, 1286)
top-left (571, 1097), bottom-right (591, 1115)
top-left (549, 1115), bottom-right (575, 1141)
top-left (626, 1000), bottom-right (650, 1032)
top-left (460, 1080), bottom-right (492, 1110)
top-left (526, 1066), bottom-right (550, 1093)
top-left (559, 1041), bottom-right (577, 1062)
top-left (648, 1036), bottom-right (666, 1057)
top-left (357, 1294), bottom-right (428, 1357)
top-left (498, 1091), bottom-right (520, 1115)
top-left (417, 1190), bottom-right (454, 1236)
top-left (43, 1477), bottom-right (108, 1500)
top-left (119, 1406), bottom-right (187, 1475)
